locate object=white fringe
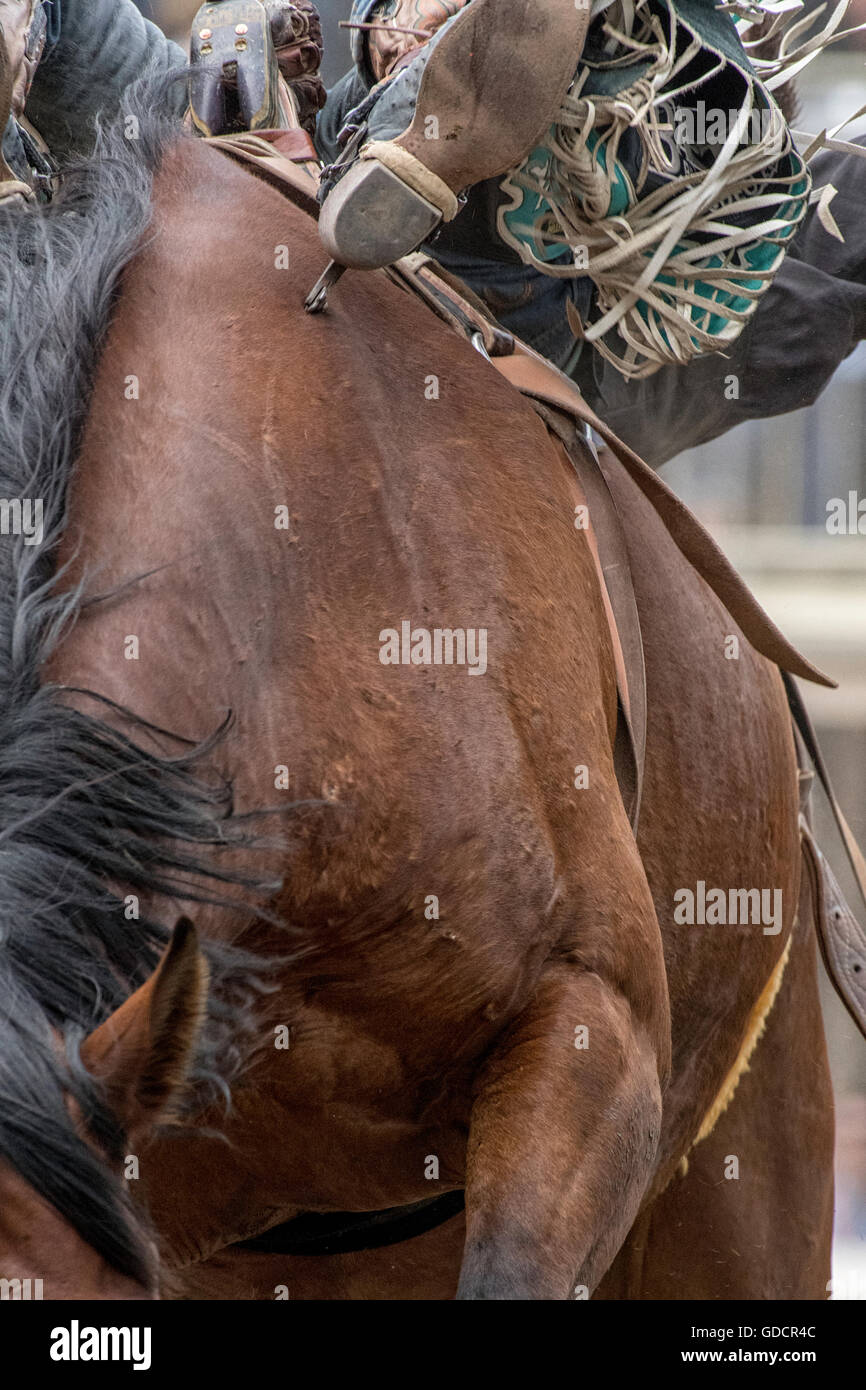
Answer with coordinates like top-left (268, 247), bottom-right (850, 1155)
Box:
top-left (497, 0), bottom-right (849, 378)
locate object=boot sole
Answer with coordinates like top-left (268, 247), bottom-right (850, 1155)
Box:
top-left (318, 158), bottom-right (441, 269)
top-left (397, 0), bottom-right (591, 191)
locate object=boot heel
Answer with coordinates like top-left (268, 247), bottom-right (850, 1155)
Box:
top-left (319, 158), bottom-right (442, 270)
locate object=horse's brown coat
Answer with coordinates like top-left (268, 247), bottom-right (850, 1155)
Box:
top-left (5, 134), bottom-right (825, 1298)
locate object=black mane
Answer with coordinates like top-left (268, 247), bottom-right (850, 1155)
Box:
top-left (0, 78), bottom-right (283, 1283)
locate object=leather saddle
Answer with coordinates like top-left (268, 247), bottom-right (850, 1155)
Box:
top-left (204, 126), bottom-right (866, 1044)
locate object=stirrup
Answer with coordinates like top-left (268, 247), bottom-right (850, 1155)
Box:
top-left (189, 0), bottom-right (281, 137)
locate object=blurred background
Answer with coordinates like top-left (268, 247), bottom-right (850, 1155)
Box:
top-left (137, 0), bottom-right (866, 1297)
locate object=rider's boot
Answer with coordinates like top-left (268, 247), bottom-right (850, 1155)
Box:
top-left (189, 1), bottom-right (325, 137)
top-left (0, 1), bottom-right (50, 204)
top-left (319, 0), bottom-right (591, 270)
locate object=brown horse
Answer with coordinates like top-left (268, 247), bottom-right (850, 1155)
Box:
top-left (0, 98), bottom-right (833, 1300)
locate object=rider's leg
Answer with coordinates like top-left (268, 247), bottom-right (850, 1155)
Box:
top-left (320, 0), bottom-right (591, 269)
top-left (576, 140), bottom-right (866, 468)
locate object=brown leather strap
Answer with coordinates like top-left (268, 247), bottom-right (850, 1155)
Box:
top-left (387, 253), bottom-right (515, 359)
top-left (800, 818), bottom-right (866, 1040)
top-left (492, 344), bottom-right (835, 690)
top-left (206, 129), bottom-right (321, 217)
top-left (573, 430), bottom-right (647, 823)
top-left (785, 671), bottom-right (866, 912)
top-left (262, 127), bottom-right (320, 162)
top-left (439, 278), bottom-right (866, 1036)
top-left (534, 404), bottom-right (646, 832)
top-left (788, 665), bottom-right (866, 1039)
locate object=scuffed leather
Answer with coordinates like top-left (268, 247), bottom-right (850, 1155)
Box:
top-left (801, 818), bottom-right (866, 1040)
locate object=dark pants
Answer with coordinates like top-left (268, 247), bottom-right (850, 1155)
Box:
top-left (576, 143), bottom-right (866, 466)
top-left (435, 142), bottom-right (866, 468)
top-left (577, 259), bottom-right (866, 468)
